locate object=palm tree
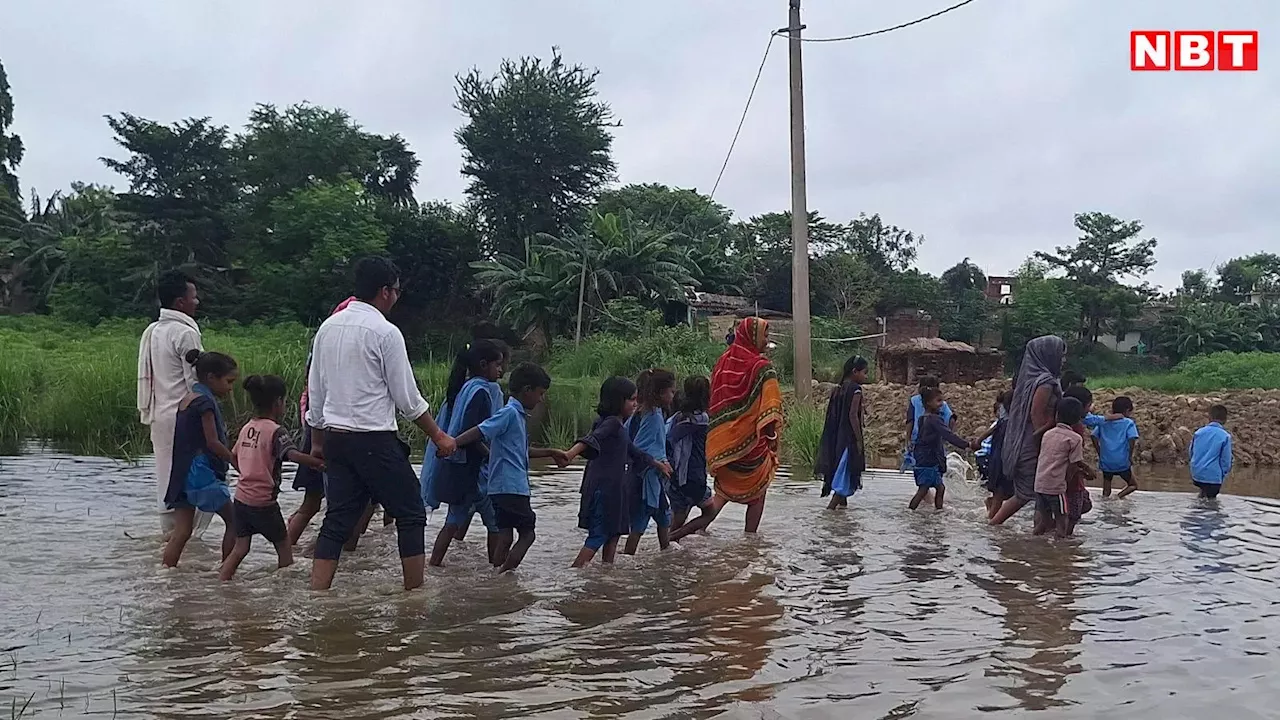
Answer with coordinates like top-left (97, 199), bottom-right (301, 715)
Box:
top-left (0, 190), bottom-right (66, 312)
top-left (470, 247), bottom-right (575, 342)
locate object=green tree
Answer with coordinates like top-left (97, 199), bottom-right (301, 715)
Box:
top-left (39, 184), bottom-right (149, 321)
top-left (470, 247), bottom-right (573, 341)
top-left (100, 113), bottom-right (238, 305)
top-left (841, 212), bottom-right (922, 273)
top-left (0, 59), bottom-right (23, 201)
top-left (1179, 269), bottom-right (1212, 299)
top-left (234, 103), bottom-right (418, 207)
top-left (456, 49), bottom-right (617, 259)
top-left (938, 258), bottom-right (992, 344)
top-left (382, 201), bottom-right (481, 329)
top-left (0, 191), bottom-right (64, 313)
top-left (1035, 212), bottom-right (1157, 343)
top-left (240, 179), bottom-right (388, 322)
top-left (810, 251), bottom-right (883, 322)
top-left (1216, 253), bottom-right (1280, 302)
top-left (595, 183), bottom-right (743, 293)
top-left (1002, 263), bottom-right (1080, 354)
top-left (732, 210), bottom-right (845, 310)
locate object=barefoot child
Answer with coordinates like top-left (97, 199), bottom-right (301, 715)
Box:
top-left (560, 377), bottom-right (670, 567)
top-left (454, 341), bottom-right (510, 545)
top-left (425, 340), bottom-right (506, 567)
top-left (909, 387), bottom-right (972, 511)
top-left (902, 376), bottom-right (953, 471)
top-left (667, 376), bottom-right (713, 531)
top-left (817, 356), bottom-right (869, 510)
top-left (220, 375), bottom-right (326, 581)
top-left (623, 369), bottom-right (677, 554)
top-left (1189, 405), bottom-right (1233, 499)
top-left (975, 390), bottom-right (1012, 517)
top-left (447, 363), bottom-right (558, 573)
top-left (1033, 397), bottom-right (1095, 538)
top-left (1093, 396), bottom-right (1140, 499)
top-left (162, 350), bottom-right (239, 568)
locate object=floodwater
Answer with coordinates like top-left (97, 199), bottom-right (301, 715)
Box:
top-left (3, 454), bottom-right (1280, 719)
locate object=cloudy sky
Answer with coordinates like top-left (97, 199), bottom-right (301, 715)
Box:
top-left (3, 0), bottom-right (1277, 288)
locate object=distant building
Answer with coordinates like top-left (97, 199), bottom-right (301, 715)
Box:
top-left (671, 289), bottom-right (791, 341)
top-left (1246, 290), bottom-right (1279, 306)
top-left (876, 338), bottom-right (1006, 385)
top-left (985, 276), bottom-right (1016, 305)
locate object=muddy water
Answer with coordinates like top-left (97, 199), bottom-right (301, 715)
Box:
top-left (3, 454), bottom-right (1280, 719)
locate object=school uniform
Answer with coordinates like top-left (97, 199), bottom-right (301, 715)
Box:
top-left (627, 408), bottom-right (671, 534)
top-left (578, 416), bottom-right (655, 549)
top-left (476, 397), bottom-right (535, 533)
top-left (1093, 417), bottom-right (1139, 486)
top-left (902, 395), bottom-right (953, 471)
top-left (306, 301), bottom-right (430, 561)
top-left (164, 383), bottom-right (231, 513)
top-left (911, 413), bottom-right (968, 489)
top-left (1190, 421), bottom-right (1233, 499)
top-left (667, 412), bottom-right (711, 513)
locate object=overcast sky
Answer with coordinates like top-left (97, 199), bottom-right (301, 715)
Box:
top-left (3, 1), bottom-right (1277, 288)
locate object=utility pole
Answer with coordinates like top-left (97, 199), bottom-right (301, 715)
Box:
top-left (787, 0), bottom-right (813, 401)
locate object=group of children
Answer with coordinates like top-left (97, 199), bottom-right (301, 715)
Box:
top-left (160, 341), bottom-right (1242, 579)
top-left (894, 368), bottom-right (1236, 538)
top-left (159, 338), bottom-right (721, 579)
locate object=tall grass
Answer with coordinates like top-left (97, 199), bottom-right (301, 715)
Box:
top-left (1092, 351), bottom-right (1280, 392)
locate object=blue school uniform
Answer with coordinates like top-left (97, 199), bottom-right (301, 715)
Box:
top-left (901, 395), bottom-right (953, 471)
top-left (1093, 418), bottom-right (1139, 473)
top-left (667, 412), bottom-right (710, 513)
top-left (1190, 422), bottom-right (1233, 485)
top-left (478, 397), bottom-right (536, 532)
top-left (164, 382), bottom-right (232, 513)
top-left (627, 408), bottom-right (671, 534)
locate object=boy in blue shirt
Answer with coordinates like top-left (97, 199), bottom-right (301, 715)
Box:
top-left (449, 363), bottom-right (563, 573)
top-left (1189, 405), bottom-right (1233, 500)
top-left (1092, 396), bottom-right (1140, 499)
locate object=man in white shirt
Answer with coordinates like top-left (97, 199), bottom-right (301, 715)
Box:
top-left (307, 256), bottom-right (457, 591)
top-left (136, 270), bottom-right (204, 535)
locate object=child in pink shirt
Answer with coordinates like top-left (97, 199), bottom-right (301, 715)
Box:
top-left (220, 375), bottom-right (325, 581)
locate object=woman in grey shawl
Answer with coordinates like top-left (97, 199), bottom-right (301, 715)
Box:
top-left (990, 335), bottom-right (1067, 525)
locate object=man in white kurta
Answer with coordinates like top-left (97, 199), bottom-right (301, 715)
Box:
top-left (137, 271), bottom-right (203, 534)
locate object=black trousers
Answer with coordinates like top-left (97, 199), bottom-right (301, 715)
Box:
top-left (315, 431), bottom-right (426, 561)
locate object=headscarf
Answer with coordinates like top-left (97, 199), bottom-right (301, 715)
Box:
top-left (999, 335), bottom-right (1066, 473)
top-left (299, 296), bottom-right (357, 424)
top-left (707, 317), bottom-right (784, 478)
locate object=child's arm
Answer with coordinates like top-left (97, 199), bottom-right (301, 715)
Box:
top-left (451, 426), bottom-right (484, 450)
top-left (560, 442), bottom-right (588, 466)
top-left (1127, 438), bottom-right (1138, 466)
top-left (287, 448), bottom-right (325, 471)
top-left (1030, 386), bottom-right (1056, 439)
top-left (200, 412), bottom-right (233, 464)
top-left (1220, 435), bottom-right (1234, 479)
top-left (1069, 435), bottom-right (1094, 479)
top-left (937, 419), bottom-right (971, 451)
top-left (230, 441), bottom-right (240, 472)
top-left (1090, 434), bottom-right (1101, 457)
top-left (627, 442), bottom-right (672, 478)
top-left (1072, 460), bottom-right (1096, 480)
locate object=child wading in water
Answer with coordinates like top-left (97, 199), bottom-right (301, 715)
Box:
top-left (560, 377), bottom-right (669, 567)
top-left (1034, 397), bottom-right (1095, 538)
top-left (448, 363), bottom-right (560, 573)
top-left (1093, 396), bottom-right (1140, 499)
top-left (817, 356), bottom-right (869, 509)
top-left (975, 390), bottom-right (1012, 518)
top-left (667, 376), bottom-right (713, 532)
top-left (623, 369), bottom-right (677, 554)
top-left (1190, 405), bottom-right (1233, 499)
top-left (220, 375), bottom-right (326, 581)
top-left (909, 387), bottom-right (973, 510)
top-left (425, 340), bottom-right (506, 567)
top-left (162, 350), bottom-right (239, 568)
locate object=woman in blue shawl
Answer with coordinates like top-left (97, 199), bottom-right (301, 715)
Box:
top-left (421, 340), bottom-right (506, 566)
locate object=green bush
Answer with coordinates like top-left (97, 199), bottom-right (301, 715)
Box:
top-left (548, 325), bottom-right (723, 380)
top-left (1093, 351), bottom-right (1280, 391)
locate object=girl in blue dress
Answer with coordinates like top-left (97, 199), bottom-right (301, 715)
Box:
top-left (623, 369), bottom-right (677, 555)
top-left (162, 350), bottom-right (239, 568)
top-left (559, 377), bottom-right (669, 567)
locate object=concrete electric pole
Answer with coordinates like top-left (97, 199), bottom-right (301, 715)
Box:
top-left (787, 0), bottom-right (813, 401)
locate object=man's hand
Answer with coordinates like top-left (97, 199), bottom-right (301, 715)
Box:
top-left (434, 432), bottom-right (457, 457)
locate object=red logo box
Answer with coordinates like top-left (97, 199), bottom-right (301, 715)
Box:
top-left (1131, 30), bottom-right (1258, 71)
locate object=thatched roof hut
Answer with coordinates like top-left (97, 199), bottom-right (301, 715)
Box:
top-left (876, 338), bottom-right (1005, 385)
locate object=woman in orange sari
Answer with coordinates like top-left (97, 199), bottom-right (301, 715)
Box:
top-left (670, 317), bottom-right (785, 539)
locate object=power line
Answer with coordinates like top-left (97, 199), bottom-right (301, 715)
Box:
top-left (710, 34), bottom-right (776, 199)
top-left (710, 0), bottom-right (977, 198)
top-left (775, 0), bottom-right (978, 43)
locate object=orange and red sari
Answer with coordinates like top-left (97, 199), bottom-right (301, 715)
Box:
top-left (708, 317), bottom-right (785, 504)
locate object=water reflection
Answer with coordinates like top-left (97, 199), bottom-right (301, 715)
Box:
top-left (5, 456), bottom-right (1280, 717)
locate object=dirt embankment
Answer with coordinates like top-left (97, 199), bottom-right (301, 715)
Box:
top-left (813, 379), bottom-right (1280, 468)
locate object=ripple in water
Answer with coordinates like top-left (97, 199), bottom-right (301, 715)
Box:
top-left (2, 454), bottom-right (1279, 719)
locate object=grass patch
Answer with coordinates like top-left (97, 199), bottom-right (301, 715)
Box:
top-left (1092, 351), bottom-right (1280, 392)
